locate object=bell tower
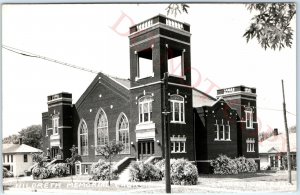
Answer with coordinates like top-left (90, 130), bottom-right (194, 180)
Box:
top-left (129, 14), bottom-right (191, 87)
top-left (128, 15), bottom-right (195, 162)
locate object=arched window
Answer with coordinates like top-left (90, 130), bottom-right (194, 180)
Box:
top-left (78, 119), bottom-right (88, 156)
top-left (116, 113), bottom-right (130, 154)
top-left (170, 95), bottom-right (185, 123)
top-left (95, 108), bottom-right (109, 153)
top-left (138, 95), bottom-right (153, 123)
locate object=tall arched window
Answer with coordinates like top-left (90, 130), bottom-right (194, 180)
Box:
top-left (170, 95), bottom-right (185, 123)
top-left (138, 95), bottom-right (153, 123)
top-left (95, 108), bottom-right (109, 154)
top-left (116, 113), bottom-right (130, 154)
top-left (78, 119), bottom-right (88, 156)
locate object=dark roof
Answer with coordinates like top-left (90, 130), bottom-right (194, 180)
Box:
top-left (3, 144), bottom-right (42, 154)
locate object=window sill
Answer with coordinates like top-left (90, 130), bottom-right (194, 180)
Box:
top-left (247, 151), bottom-right (255, 153)
top-left (171, 151), bottom-right (186, 153)
top-left (246, 127), bottom-right (255, 130)
top-left (214, 139), bottom-right (231, 141)
top-left (169, 74), bottom-right (186, 80)
top-left (170, 121), bottom-right (186, 124)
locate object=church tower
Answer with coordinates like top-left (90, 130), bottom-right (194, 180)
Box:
top-left (128, 15), bottom-right (194, 161)
top-left (217, 86), bottom-right (259, 164)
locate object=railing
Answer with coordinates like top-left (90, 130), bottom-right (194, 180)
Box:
top-left (166, 18), bottom-right (184, 30)
top-left (130, 14), bottom-right (190, 34)
top-left (136, 18), bottom-right (153, 31)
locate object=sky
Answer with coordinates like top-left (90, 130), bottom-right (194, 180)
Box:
top-left (1, 3), bottom-right (297, 138)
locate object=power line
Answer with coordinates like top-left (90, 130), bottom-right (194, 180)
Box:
top-left (2, 45), bottom-right (297, 117)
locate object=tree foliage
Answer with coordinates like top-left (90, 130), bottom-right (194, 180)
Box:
top-left (244, 3), bottom-right (296, 50)
top-left (2, 124), bottom-right (43, 149)
top-left (96, 140), bottom-right (124, 186)
top-left (166, 3), bottom-right (189, 17)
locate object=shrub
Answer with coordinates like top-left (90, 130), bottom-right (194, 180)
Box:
top-left (48, 163), bottom-right (69, 177)
top-left (129, 161), bottom-right (162, 182)
top-left (90, 159), bottom-right (118, 181)
top-left (170, 159), bottom-right (198, 185)
top-left (32, 166), bottom-right (51, 179)
top-left (154, 158), bottom-right (198, 185)
top-left (210, 155), bottom-right (258, 175)
top-left (210, 155), bottom-right (238, 175)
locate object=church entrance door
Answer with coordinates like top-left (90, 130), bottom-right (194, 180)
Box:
top-left (138, 140), bottom-right (154, 161)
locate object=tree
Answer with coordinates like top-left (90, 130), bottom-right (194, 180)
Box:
top-left (2, 124), bottom-right (43, 149)
top-left (95, 140), bottom-right (124, 186)
top-left (65, 145), bottom-right (81, 182)
top-left (19, 125), bottom-right (43, 149)
top-left (2, 134), bottom-right (19, 144)
top-left (243, 3), bottom-right (296, 50)
top-left (166, 3), bottom-right (189, 17)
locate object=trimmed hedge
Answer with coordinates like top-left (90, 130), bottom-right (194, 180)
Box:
top-left (32, 167), bottom-right (51, 179)
top-left (210, 155), bottom-right (258, 175)
top-left (90, 159), bottom-right (118, 181)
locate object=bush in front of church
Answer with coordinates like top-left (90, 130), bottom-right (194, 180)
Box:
top-left (129, 161), bottom-right (162, 182)
top-left (235, 156), bottom-right (257, 173)
top-left (155, 158), bottom-right (198, 185)
top-left (210, 154), bottom-right (239, 175)
top-left (48, 163), bottom-right (69, 177)
top-left (90, 159), bottom-right (118, 181)
top-left (210, 155), bottom-right (258, 175)
top-left (32, 166), bottom-right (52, 179)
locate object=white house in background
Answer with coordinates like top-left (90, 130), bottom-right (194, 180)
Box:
top-left (259, 129), bottom-right (297, 170)
top-left (2, 138), bottom-right (42, 176)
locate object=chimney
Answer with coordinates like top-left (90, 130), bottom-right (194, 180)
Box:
top-left (19, 137), bottom-right (22, 145)
top-left (274, 128), bottom-right (278, 136)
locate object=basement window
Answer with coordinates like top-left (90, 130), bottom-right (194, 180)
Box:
top-left (137, 48), bottom-right (153, 79)
top-left (167, 48), bottom-right (185, 78)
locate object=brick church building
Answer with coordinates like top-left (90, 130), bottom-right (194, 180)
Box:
top-left (42, 15), bottom-right (259, 174)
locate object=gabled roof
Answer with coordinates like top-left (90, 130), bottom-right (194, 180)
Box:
top-left (192, 88), bottom-right (216, 107)
top-left (3, 144), bottom-right (42, 154)
top-left (75, 72), bottom-right (131, 109)
top-left (259, 133), bottom-right (297, 154)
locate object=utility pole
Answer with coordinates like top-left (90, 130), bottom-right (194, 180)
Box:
top-left (162, 72), bottom-right (171, 193)
top-left (281, 80), bottom-right (292, 184)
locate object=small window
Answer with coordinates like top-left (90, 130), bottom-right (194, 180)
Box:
top-left (45, 125), bottom-right (48, 137)
top-left (138, 95), bottom-right (153, 123)
top-left (167, 48), bottom-right (185, 77)
top-left (11, 155), bottom-right (13, 163)
top-left (84, 165), bottom-right (88, 174)
top-left (7, 155), bottom-right (10, 163)
top-left (137, 48), bottom-right (153, 79)
top-left (24, 154), bottom-right (28, 162)
top-left (53, 117), bottom-right (59, 135)
top-left (75, 164), bottom-right (81, 175)
top-left (170, 95), bottom-right (185, 123)
top-left (245, 107), bottom-right (253, 129)
top-left (246, 138), bottom-right (255, 152)
top-left (170, 135), bottom-right (186, 153)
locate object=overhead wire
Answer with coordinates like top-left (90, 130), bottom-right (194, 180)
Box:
top-left (2, 44), bottom-right (297, 117)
